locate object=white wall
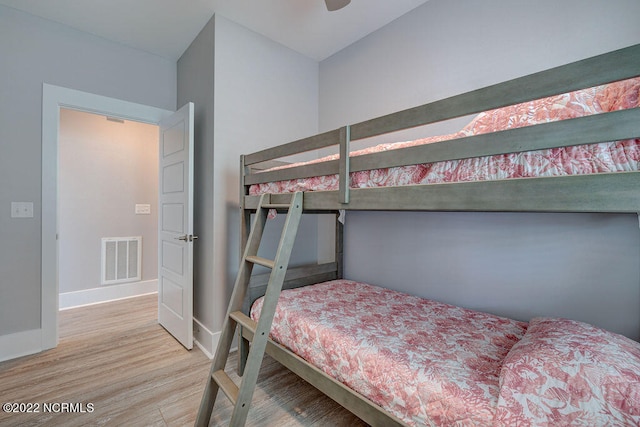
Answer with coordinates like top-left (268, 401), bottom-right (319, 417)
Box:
top-left (58, 109), bottom-right (158, 294)
top-left (178, 14), bottom-right (319, 349)
top-left (0, 5), bottom-right (175, 339)
top-left (318, 0), bottom-right (640, 339)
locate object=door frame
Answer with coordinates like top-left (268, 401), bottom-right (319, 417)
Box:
top-left (42, 83), bottom-right (173, 350)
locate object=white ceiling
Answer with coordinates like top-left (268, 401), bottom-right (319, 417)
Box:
top-left (0, 0), bottom-right (429, 61)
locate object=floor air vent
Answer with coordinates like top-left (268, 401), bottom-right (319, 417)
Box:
top-left (101, 236), bottom-right (142, 285)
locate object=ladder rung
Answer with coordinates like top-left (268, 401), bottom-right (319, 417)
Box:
top-left (230, 311), bottom-right (257, 335)
top-left (262, 203), bottom-right (291, 210)
top-left (246, 255), bottom-right (275, 269)
top-left (212, 370), bottom-right (239, 405)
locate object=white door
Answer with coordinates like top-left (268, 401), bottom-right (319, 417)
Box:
top-left (158, 102), bottom-right (195, 349)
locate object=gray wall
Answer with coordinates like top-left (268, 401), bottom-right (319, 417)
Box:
top-left (318, 0), bottom-right (640, 339)
top-left (58, 109), bottom-right (158, 293)
top-left (0, 6), bottom-right (175, 337)
top-left (177, 15), bottom-right (217, 342)
top-left (178, 15), bottom-right (319, 341)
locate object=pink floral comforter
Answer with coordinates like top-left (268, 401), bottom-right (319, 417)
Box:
top-left (251, 280), bottom-right (528, 426)
top-left (251, 280), bottom-right (640, 426)
top-left (249, 78), bottom-right (640, 196)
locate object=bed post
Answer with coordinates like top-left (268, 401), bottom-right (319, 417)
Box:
top-left (238, 154), bottom-right (251, 375)
top-left (240, 155), bottom-right (250, 256)
top-left (336, 124), bottom-right (348, 278)
top-left (335, 211), bottom-right (344, 280)
top-left (339, 125), bottom-right (350, 204)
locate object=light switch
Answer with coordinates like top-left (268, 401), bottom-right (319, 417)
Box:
top-left (11, 202), bottom-right (34, 218)
top-left (135, 204), bottom-right (151, 215)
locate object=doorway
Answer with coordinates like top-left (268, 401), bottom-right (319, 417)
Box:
top-left (57, 108), bottom-right (159, 309)
top-left (42, 84), bottom-right (174, 350)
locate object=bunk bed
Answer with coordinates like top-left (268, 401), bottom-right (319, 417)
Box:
top-left (200, 44), bottom-right (640, 427)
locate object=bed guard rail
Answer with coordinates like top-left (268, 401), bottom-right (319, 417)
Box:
top-left (241, 43), bottom-right (640, 209)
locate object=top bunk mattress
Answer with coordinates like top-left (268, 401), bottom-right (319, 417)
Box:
top-left (249, 78), bottom-right (640, 197)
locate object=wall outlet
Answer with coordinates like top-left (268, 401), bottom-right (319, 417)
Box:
top-left (135, 204), bottom-right (151, 215)
top-left (11, 202), bottom-right (34, 218)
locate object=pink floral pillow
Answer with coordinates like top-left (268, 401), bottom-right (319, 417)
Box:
top-left (494, 317), bottom-right (640, 426)
top-left (595, 76), bottom-right (640, 112)
top-left (461, 88), bottom-right (601, 136)
top-left (462, 77), bottom-right (640, 137)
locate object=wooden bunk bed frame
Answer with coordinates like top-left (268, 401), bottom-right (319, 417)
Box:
top-left (242, 44), bottom-right (640, 214)
top-left (198, 44), bottom-right (640, 427)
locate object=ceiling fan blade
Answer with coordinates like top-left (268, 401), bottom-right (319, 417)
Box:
top-left (325, 0), bottom-right (351, 11)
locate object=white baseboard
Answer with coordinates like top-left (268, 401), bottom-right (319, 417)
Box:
top-left (59, 280), bottom-right (158, 310)
top-left (0, 329), bottom-right (43, 363)
top-left (193, 317), bottom-right (220, 360)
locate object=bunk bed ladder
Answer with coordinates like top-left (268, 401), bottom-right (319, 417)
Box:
top-left (195, 191), bottom-right (304, 427)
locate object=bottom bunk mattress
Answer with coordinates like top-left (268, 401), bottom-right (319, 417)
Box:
top-left (250, 280), bottom-right (640, 426)
top-left (251, 280), bottom-right (526, 425)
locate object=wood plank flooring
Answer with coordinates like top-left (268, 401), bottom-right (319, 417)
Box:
top-left (0, 294), bottom-right (366, 426)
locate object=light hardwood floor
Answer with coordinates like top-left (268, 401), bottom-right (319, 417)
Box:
top-left (0, 294), bottom-right (366, 426)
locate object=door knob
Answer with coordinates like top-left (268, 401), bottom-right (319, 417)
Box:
top-left (175, 234), bottom-right (198, 242)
